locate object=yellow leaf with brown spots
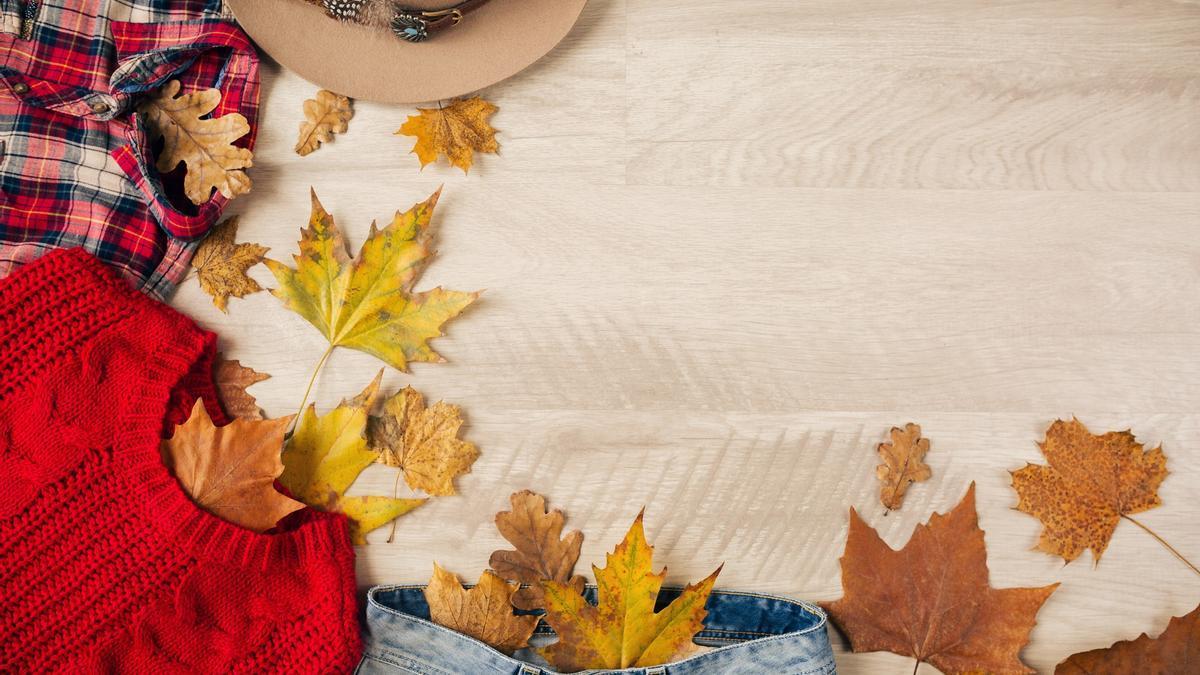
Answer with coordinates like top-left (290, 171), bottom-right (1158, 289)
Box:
top-left (876, 423), bottom-right (932, 511)
top-left (424, 564), bottom-right (539, 654)
top-left (396, 96), bottom-right (499, 173)
top-left (191, 217), bottom-right (268, 312)
top-left (1011, 418), bottom-right (1168, 564)
top-left (367, 386), bottom-right (478, 496)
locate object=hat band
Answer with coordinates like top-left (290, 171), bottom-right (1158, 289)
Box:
top-left (309, 0), bottom-right (494, 43)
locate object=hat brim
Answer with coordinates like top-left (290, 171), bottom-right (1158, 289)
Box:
top-left (227, 0), bottom-right (588, 103)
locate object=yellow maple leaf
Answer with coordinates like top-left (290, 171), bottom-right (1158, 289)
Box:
top-left (190, 216), bottom-right (268, 312)
top-left (138, 80), bottom-right (252, 204)
top-left (295, 89), bottom-right (353, 156)
top-left (367, 386), bottom-right (479, 496)
top-left (264, 188), bottom-right (479, 372)
top-left (278, 374), bottom-right (426, 543)
top-left (424, 564), bottom-right (539, 654)
top-left (396, 96), bottom-right (499, 173)
top-left (539, 511), bottom-right (722, 671)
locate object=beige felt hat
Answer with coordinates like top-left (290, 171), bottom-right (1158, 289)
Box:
top-left (227, 0), bottom-right (588, 103)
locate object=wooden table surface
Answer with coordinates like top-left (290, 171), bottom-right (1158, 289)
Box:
top-left (173, 1), bottom-right (1200, 672)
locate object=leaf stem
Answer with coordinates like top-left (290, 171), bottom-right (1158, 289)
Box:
top-left (912, 660), bottom-right (919, 675)
top-left (289, 345), bottom-right (335, 435)
top-left (386, 471), bottom-right (403, 544)
top-left (1122, 515), bottom-right (1200, 578)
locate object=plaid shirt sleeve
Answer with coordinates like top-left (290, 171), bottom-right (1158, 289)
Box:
top-left (0, 0), bottom-right (260, 298)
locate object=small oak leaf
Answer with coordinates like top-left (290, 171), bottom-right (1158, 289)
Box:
top-left (191, 217), bottom-right (268, 312)
top-left (875, 423), bottom-right (932, 511)
top-left (489, 490), bottom-right (585, 611)
top-left (1056, 603), bottom-right (1200, 674)
top-left (367, 386), bottom-right (478, 496)
top-left (161, 399), bottom-right (303, 533)
top-left (1011, 418), bottom-right (1168, 564)
top-left (213, 354), bottom-right (270, 420)
top-left (138, 80), bottom-right (252, 204)
top-left (295, 90), bottom-right (353, 156)
top-left (396, 96), bottom-right (499, 173)
top-left (424, 564), bottom-right (539, 655)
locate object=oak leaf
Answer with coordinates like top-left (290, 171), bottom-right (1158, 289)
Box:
top-left (424, 563), bottom-right (539, 655)
top-left (295, 90), bottom-right (353, 156)
top-left (367, 386), bottom-right (478, 496)
top-left (161, 399), bottom-right (304, 533)
top-left (191, 217), bottom-right (268, 311)
top-left (1011, 418), bottom-right (1167, 564)
top-left (264, 188), bottom-right (479, 372)
top-left (539, 511), bottom-right (721, 671)
top-left (213, 354), bottom-right (270, 421)
top-left (1056, 603), bottom-right (1199, 674)
top-left (396, 96), bottom-right (499, 173)
top-left (489, 490), bottom-right (585, 611)
top-left (278, 374), bottom-right (426, 543)
top-left (876, 423), bottom-right (932, 511)
top-left (138, 80), bottom-right (252, 204)
top-left (822, 483), bottom-right (1058, 674)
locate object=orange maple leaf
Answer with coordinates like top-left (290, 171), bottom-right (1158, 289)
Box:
top-left (395, 96), bottom-right (499, 173)
top-left (1056, 603), bottom-right (1199, 674)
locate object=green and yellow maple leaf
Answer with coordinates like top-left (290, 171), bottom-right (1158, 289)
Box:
top-left (264, 188), bottom-right (479, 372)
top-left (279, 373), bottom-right (426, 543)
top-left (538, 511), bottom-right (721, 671)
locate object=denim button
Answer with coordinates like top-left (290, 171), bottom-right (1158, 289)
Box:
top-left (11, 82), bottom-right (30, 95)
top-left (90, 100), bottom-right (110, 114)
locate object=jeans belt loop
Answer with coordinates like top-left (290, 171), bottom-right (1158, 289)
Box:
top-left (518, 666), bottom-right (541, 675)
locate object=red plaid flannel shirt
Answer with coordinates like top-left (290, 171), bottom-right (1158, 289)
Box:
top-left (0, 0), bottom-right (259, 298)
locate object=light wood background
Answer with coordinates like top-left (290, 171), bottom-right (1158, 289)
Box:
top-left (174, 1), bottom-right (1200, 672)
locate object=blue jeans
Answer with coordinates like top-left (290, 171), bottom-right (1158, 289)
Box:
top-left (356, 585), bottom-right (838, 674)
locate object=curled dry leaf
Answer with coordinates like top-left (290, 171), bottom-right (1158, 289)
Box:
top-left (1056, 603), bottom-right (1200, 674)
top-left (396, 96), bottom-right (499, 173)
top-left (1011, 418), bottom-right (1168, 564)
top-left (367, 385), bottom-right (478, 496)
top-left (424, 563), bottom-right (539, 655)
top-left (213, 354), bottom-right (270, 421)
top-left (539, 511), bottom-right (721, 672)
top-left (295, 90), bottom-right (353, 156)
top-left (822, 483), bottom-right (1058, 675)
top-left (191, 217), bottom-right (268, 312)
top-left (876, 423), bottom-right (932, 511)
top-left (489, 490), bottom-right (585, 611)
top-left (161, 399), bottom-right (304, 533)
top-left (138, 80), bottom-right (252, 204)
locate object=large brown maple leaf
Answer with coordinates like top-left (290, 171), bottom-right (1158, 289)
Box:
top-left (822, 484), bottom-right (1058, 675)
top-left (1056, 603), bottom-right (1199, 674)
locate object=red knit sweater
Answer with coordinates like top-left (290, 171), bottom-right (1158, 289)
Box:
top-left (0, 249), bottom-right (362, 673)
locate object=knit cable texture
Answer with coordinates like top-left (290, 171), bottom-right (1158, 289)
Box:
top-left (0, 248), bottom-right (362, 673)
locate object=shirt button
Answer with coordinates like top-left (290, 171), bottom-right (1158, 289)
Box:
top-left (11, 82), bottom-right (30, 95)
top-left (90, 101), bottom-right (110, 114)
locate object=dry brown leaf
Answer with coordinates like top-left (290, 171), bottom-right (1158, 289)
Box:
top-left (213, 354), bottom-right (270, 420)
top-left (161, 399), bottom-right (304, 533)
top-left (191, 216), bottom-right (268, 311)
top-left (295, 90), bottom-right (353, 156)
top-left (395, 96), bottom-right (499, 173)
top-left (367, 386), bottom-right (479, 496)
top-left (489, 490), bottom-right (585, 611)
top-left (424, 563), bottom-right (539, 654)
top-left (1056, 603), bottom-right (1200, 674)
top-left (1011, 418), bottom-right (1168, 564)
top-left (875, 423), bottom-right (932, 511)
top-left (139, 79), bottom-right (252, 204)
top-left (822, 483), bottom-right (1058, 674)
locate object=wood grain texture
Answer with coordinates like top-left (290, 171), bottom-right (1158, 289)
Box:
top-left (170, 1), bottom-right (1200, 671)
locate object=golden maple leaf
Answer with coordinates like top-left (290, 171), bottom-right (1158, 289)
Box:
top-left (190, 216), bottom-right (268, 312)
top-left (822, 483), bottom-right (1058, 675)
top-left (538, 511), bottom-right (721, 671)
top-left (161, 399), bottom-right (304, 533)
top-left (213, 354), bottom-right (269, 421)
top-left (396, 96), bottom-right (499, 173)
top-left (1056, 603), bottom-right (1199, 674)
top-left (278, 374), bottom-right (426, 544)
top-left (1011, 418), bottom-right (1168, 564)
top-left (875, 423), bottom-right (932, 511)
top-left (367, 385), bottom-right (479, 496)
top-left (295, 90), bottom-right (353, 156)
top-left (489, 490), bottom-right (586, 611)
top-left (264, 188), bottom-right (479, 372)
top-left (424, 563), bottom-right (539, 655)
top-left (138, 80), bottom-right (252, 205)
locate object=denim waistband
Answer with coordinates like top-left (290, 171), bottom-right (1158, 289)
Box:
top-left (356, 584), bottom-right (837, 675)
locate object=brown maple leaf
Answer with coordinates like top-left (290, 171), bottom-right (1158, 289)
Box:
top-left (191, 216), bottom-right (268, 312)
top-left (876, 423), bottom-right (932, 511)
top-left (367, 386), bottom-right (479, 496)
top-left (489, 490), bottom-right (586, 611)
top-left (1011, 418), bottom-right (1168, 564)
top-left (395, 96), bottom-right (499, 173)
top-left (1056, 604), bottom-right (1199, 674)
top-left (295, 89), bottom-right (353, 156)
top-left (822, 483), bottom-right (1058, 675)
top-left (213, 354), bottom-right (270, 420)
top-left (161, 399), bottom-right (304, 533)
top-left (424, 563), bottom-right (539, 654)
